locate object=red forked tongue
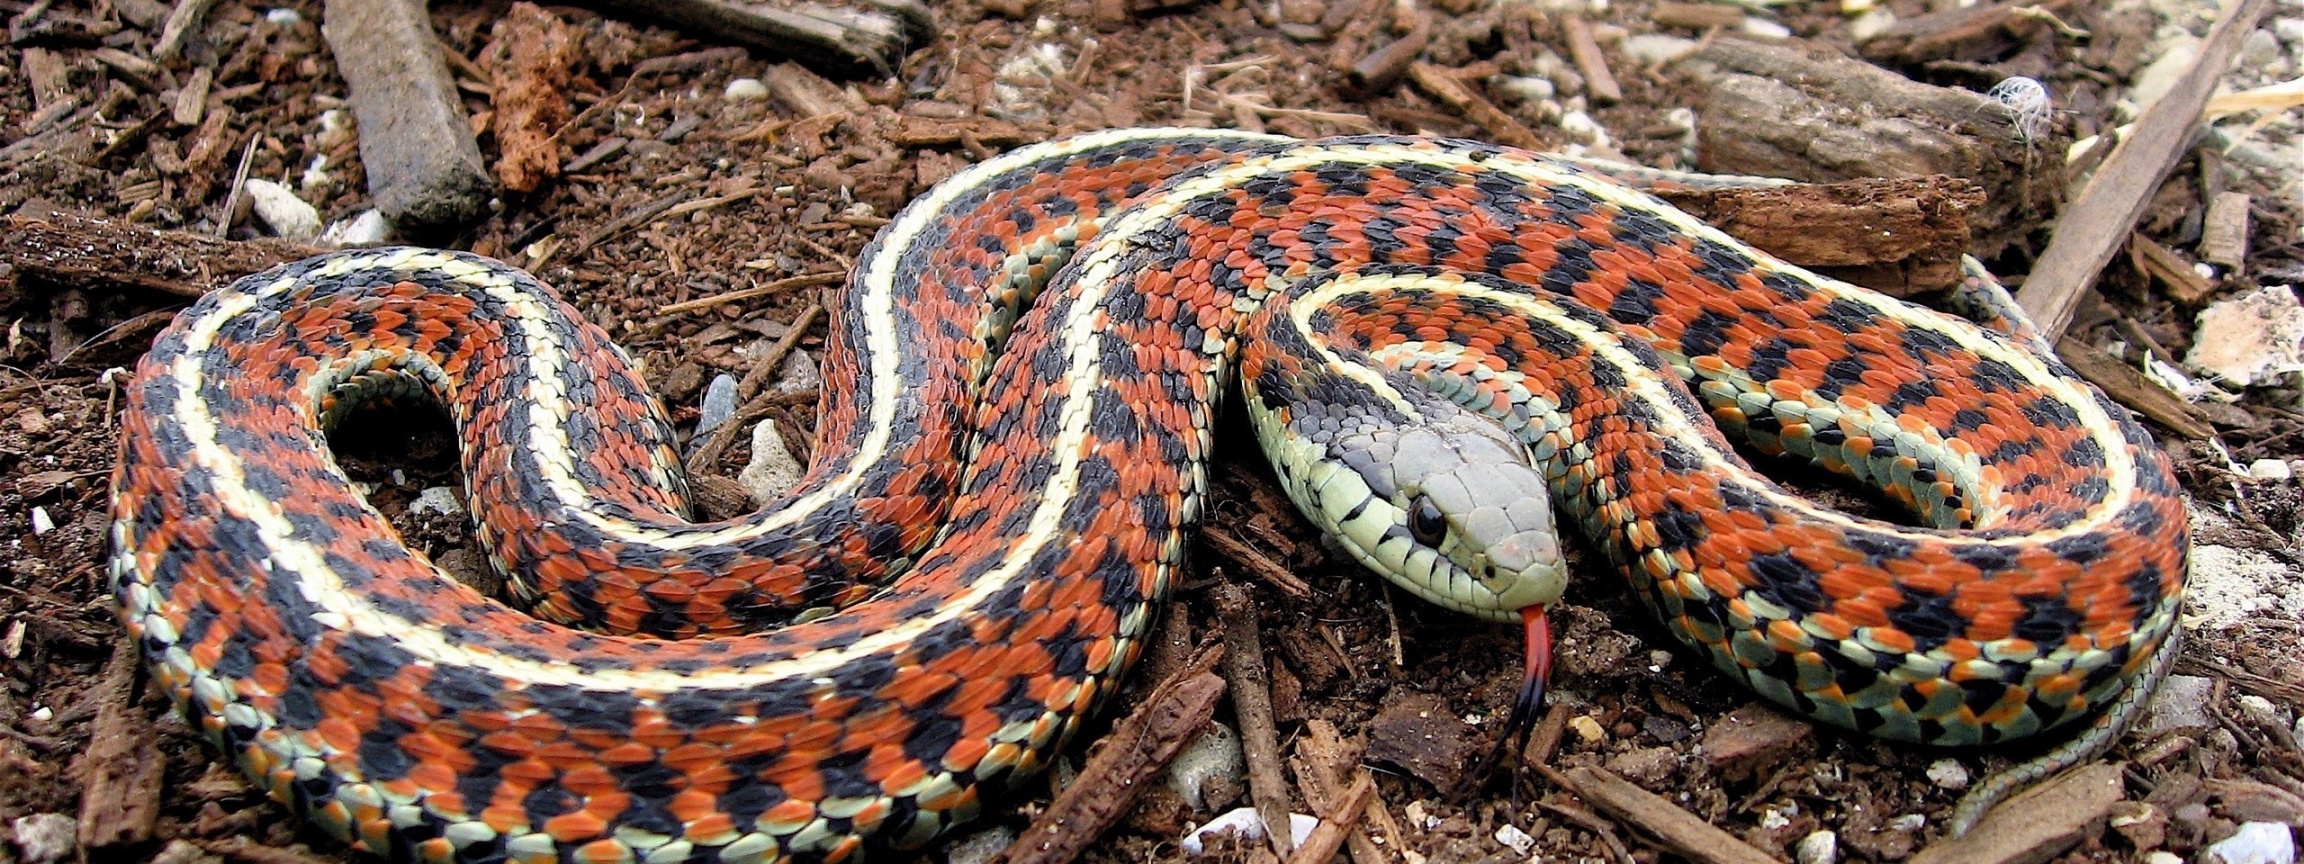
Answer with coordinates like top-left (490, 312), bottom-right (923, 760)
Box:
top-left (1461, 605), bottom-right (1552, 798)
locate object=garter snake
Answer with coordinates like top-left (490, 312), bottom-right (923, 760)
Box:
top-left (111, 130), bottom-right (2189, 864)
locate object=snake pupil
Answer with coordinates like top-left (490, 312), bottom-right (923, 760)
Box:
top-left (1409, 496), bottom-right (1447, 546)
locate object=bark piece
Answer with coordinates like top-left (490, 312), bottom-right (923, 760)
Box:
top-left (1677, 38), bottom-right (2062, 258)
top-left (583, 0), bottom-right (930, 77)
top-left (2, 211), bottom-right (323, 299)
top-left (323, 0), bottom-right (495, 232)
top-left (76, 639), bottom-right (162, 852)
top-left (2012, 0), bottom-right (2275, 338)
top-left (1656, 176), bottom-right (1984, 298)
top-left (2199, 190), bottom-right (2251, 270)
top-left (489, 3), bottom-right (579, 195)
top-left (1910, 763), bottom-right (2125, 864)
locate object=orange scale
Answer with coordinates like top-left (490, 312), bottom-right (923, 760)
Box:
top-left (407, 762), bottom-right (461, 797)
top-left (1866, 627), bottom-right (1917, 655)
top-left (482, 803), bottom-right (531, 835)
top-left (596, 741), bottom-right (657, 768)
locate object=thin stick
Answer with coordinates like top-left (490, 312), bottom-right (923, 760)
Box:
top-left (658, 271), bottom-right (843, 315)
top-left (1216, 582), bottom-right (1297, 859)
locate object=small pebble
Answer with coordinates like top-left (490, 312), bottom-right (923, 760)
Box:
top-left (695, 373), bottom-right (739, 437)
top-left (29, 705), bottom-right (51, 721)
top-left (321, 209), bottom-right (392, 246)
top-left (2274, 18), bottom-right (2304, 45)
top-left (2148, 853), bottom-right (2187, 864)
top-left (1165, 723), bottom-right (1244, 812)
top-left (2237, 694), bottom-right (2291, 730)
top-left (1926, 758), bottom-right (1970, 791)
top-left (244, 178), bottom-right (322, 240)
top-left (2205, 822), bottom-right (2296, 864)
top-left (265, 8), bottom-right (303, 25)
top-left (2240, 28), bottom-right (2283, 67)
top-left (724, 78), bottom-right (769, 102)
top-left (409, 487), bottom-right (463, 518)
top-left (1760, 805), bottom-right (1794, 831)
top-left (11, 813), bottom-right (77, 864)
top-left (1794, 830), bottom-right (1838, 864)
top-left (1888, 813), bottom-right (1926, 832)
top-left (29, 506), bottom-right (53, 535)
top-left (1848, 7), bottom-right (1897, 42)
top-left (2142, 674), bottom-right (2218, 735)
top-left (1494, 823), bottom-right (1536, 855)
top-left (1741, 17), bottom-right (1793, 39)
top-left (1617, 33), bottom-right (1700, 65)
top-left (2250, 458), bottom-right (2294, 481)
top-left (1569, 714), bottom-right (1607, 744)
top-left (1604, 745), bottom-right (1679, 786)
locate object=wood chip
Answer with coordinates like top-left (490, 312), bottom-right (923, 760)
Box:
top-left (1654, 176), bottom-right (1984, 298)
top-left (1911, 763), bottom-right (2125, 864)
top-left (172, 64), bottom-right (213, 127)
top-left (2012, 0), bottom-right (2275, 338)
top-left (2127, 232), bottom-right (2216, 305)
top-left (1347, 19), bottom-right (1430, 95)
top-left (1201, 526), bottom-right (1313, 600)
top-left (2199, 190), bottom-right (2251, 269)
top-left (1560, 766), bottom-right (1786, 864)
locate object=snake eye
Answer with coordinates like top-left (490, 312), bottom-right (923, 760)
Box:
top-left (1407, 496), bottom-right (1447, 546)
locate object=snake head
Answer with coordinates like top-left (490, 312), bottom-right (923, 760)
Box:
top-left (1251, 390), bottom-right (1568, 623)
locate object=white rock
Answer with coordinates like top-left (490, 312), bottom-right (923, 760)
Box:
top-left (1889, 813), bottom-right (1927, 832)
top-left (2141, 674), bottom-right (2218, 735)
top-left (2274, 18), bottom-right (2304, 45)
top-left (1165, 723), bottom-right (1244, 811)
top-left (1741, 17), bottom-right (1793, 39)
top-left (1617, 34), bottom-right (1700, 66)
top-left (244, 178), bottom-right (322, 240)
top-left (29, 506), bottom-right (53, 536)
top-left (1181, 808), bottom-right (1317, 857)
top-left (2147, 852), bottom-right (2186, 864)
top-left (1760, 805), bottom-right (1795, 831)
top-left (2186, 285), bottom-right (2304, 388)
top-left (1794, 830), bottom-right (1839, 864)
top-left (1847, 7), bottom-right (1897, 42)
top-left (265, 8), bottom-right (302, 25)
top-left (1492, 75), bottom-right (1557, 103)
top-left (724, 78), bottom-right (768, 102)
top-left (11, 813), bottom-right (77, 864)
top-left (2205, 822), bottom-right (2296, 864)
top-left (2238, 694), bottom-right (2293, 731)
top-left (1926, 758), bottom-right (1970, 791)
top-left (2182, 532), bottom-right (2304, 633)
top-left (2250, 458), bottom-right (2295, 481)
top-left (1495, 823), bottom-right (1536, 855)
top-left (737, 421), bottom-right (805, 505)
top-left (410, 487), bottom-right (463, 518)
top-left (321, 209), bottom-right (391, 246)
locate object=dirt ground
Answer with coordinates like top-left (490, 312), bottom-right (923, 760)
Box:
top-left (3, 0), bottom-right (2303, 863)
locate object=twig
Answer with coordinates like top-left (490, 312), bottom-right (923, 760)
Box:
top-left (2011, 0), bottom-right (2276, 338)
top-left (735, 303), bottom-right (823, 402)
top-left (1202, 526), bottom-right (1313, 600)
top-left (213, 133), bottom-right (260, 237)
top-left (1406, 62), bottom-right (1543, 149)
top-left (658, 271), bottom-right (843, 315)
top-left (1531, 799), bottom-right (1639, 864)
top-left (1558, 766), bottom-right (1785, 864)
top-left (995, 649), bottom-right (1227, 864)
top-left (686, 304), bottom-right (824, 475)
top-left (77, 637), bottom-right (162, 852)
top-left (1216, 582), bottom-right (1297, 859)
top-left (1560, 15), bottom-right (1622, 104)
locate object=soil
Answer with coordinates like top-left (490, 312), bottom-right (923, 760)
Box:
top-left (2, 0), bottom-right (2302, 863)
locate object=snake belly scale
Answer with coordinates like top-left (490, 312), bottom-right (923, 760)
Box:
top-left (110, 130), bottom-right (2188, 864)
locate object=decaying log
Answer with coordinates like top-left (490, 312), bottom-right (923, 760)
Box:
top-left (1675, 38), bottom-right (2065, 259)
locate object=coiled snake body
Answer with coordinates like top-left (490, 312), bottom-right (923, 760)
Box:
top-left (111, 130), bottom-right (2188, 864)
